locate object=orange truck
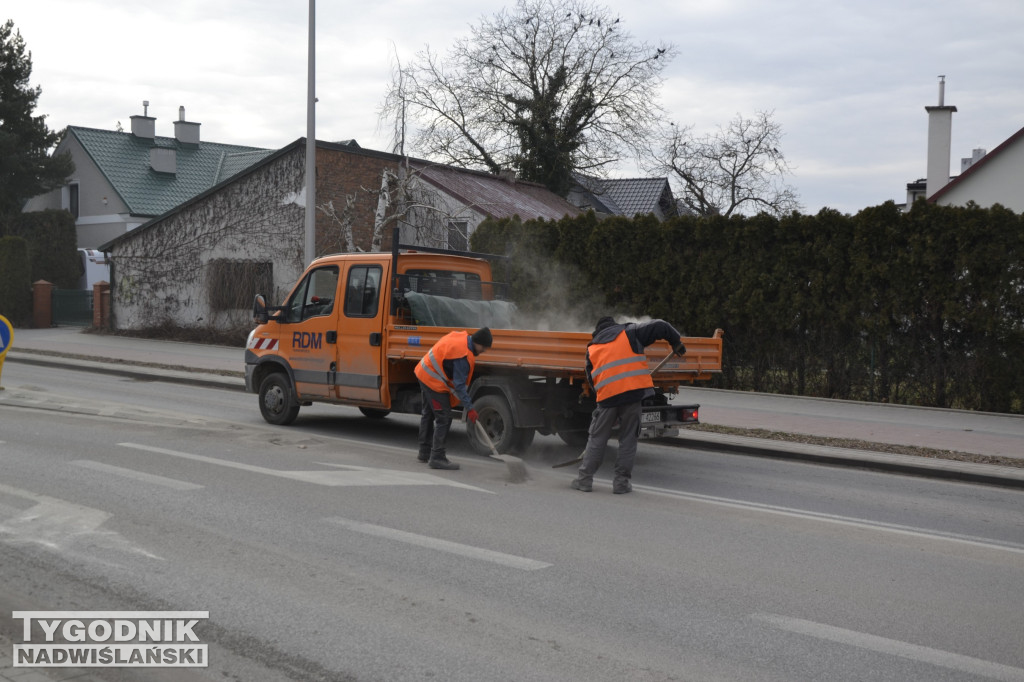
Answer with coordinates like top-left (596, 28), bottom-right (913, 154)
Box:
top-left (245, 234), bottom-right (723, 454)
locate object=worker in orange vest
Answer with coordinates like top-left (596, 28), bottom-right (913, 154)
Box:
top-left (571, 316), bottom-right (685, 494)
top-left (414, 327), bottom-right (493, 470)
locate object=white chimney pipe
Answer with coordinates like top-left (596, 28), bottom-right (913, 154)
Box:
top-left (173, 106), bottom-right (201, 146)
top-left (924, 76), bottom-right (956, 199)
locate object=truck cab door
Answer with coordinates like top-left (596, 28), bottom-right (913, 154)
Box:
top-left (279, 264), bottom-right (340, 399)
top-left (332, 261), bottom-right (387, 405)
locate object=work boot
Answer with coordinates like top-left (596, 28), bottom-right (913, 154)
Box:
top-left (570, 478), bottom-right (592, 492)
top-left (428, 457), bottom-right (460, 470)
top-left (417, 451), bottom-right (430, 463)
top-left (612, 478), bottom-right (632, 495)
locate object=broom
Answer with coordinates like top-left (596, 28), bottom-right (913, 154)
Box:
top-left (475, 420), bottom-right (529, 483)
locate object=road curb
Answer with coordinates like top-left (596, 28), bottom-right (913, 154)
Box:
top-left (5, 351), bottom-right (244, 392)
top-left (675, 431), bottom-right (1024, 490)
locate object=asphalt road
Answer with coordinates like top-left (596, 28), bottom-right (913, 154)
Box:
top-left (2, 364), bottom-right (1023, 681)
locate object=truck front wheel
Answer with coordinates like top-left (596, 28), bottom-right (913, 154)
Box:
top-left (469, 394), bottom-right (534, 455)
top-left (259, 373), bottom-right (300, 426)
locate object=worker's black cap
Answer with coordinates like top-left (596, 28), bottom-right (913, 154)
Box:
top-left (594, 316), bottom-right (617, 334)
top-left (471, 327), bottom-right (493, 348)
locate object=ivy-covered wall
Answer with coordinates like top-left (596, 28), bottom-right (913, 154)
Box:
top-left (106, 143), bottom-right (405, 340)
top-left (109, 148), bottom-right (308, 338)
top-left (472, 201), bottom-right (1024, 413)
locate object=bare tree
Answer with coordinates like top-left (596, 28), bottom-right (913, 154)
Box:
top-left (647, 111), bottom-right (801, 218)
top-left (317, 164), bottom-right (478, 253)
top-left (381, 0), bottom-right (674, 197)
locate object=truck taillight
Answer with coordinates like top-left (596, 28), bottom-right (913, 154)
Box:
top-left (683, 408), bottom-right (698, 422)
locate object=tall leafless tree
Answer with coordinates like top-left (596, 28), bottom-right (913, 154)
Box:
top-left (381, 0), bottom-right (674, 197)
top-left (648, 111), bottom-right (801, 218)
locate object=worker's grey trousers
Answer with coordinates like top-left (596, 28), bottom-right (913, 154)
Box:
top-left (577, 400), bottom-right (642, 486)
top-left (418, 382), bottom-right (453, 460)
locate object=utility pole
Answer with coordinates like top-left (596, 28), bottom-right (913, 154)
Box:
top-left (304, 0), bottom-right (316, 265)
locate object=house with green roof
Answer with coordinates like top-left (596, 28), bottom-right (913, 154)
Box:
top-left (23, 105), bottom-right (275, 248)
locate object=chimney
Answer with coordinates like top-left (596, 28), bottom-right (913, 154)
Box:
top-left (924, 76), bottom-right (957, 199)
top-left (961, 148), bottom-right (987, 173)
top-left (130, 100), bottom-right (156, 140)
top-left (173, 105), bottom-right (201, 146)
top-left (498, 169), bottom-right (516, 183)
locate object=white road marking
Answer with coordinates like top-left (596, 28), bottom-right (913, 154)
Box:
top-left (72, 460), bottom-right (204, 491)
top-left (0, 482), bottom-right (161, 560)
top-left (119, 443), bottom-right (493, 493)
top-left (325, 518), bottom-right (552, 571)
top-left (752, 613), bottom-right (1024, 681)
top-left (635, 483), bottom-right (1024, 555)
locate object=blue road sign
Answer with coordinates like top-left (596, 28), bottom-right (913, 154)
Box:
top-left (0, 314), bottom-right (13, 355)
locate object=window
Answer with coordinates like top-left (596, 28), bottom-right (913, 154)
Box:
top-left (447, 220), bottom-right (469, 251)
top-left (405, 268), bottom-right (483, 300)
top-left (207, 260), bottom-right (273, 311)
top-left (285, 265), bottom-right (339, 321)
top-left (345, 265), bottom-right (382, 317)
top-left (68, 183), bottom-right (80, 219)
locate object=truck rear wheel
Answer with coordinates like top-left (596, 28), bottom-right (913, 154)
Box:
top-left (259, 373), bottom-right (300, 426)
top-left (469, 394), bottom-right (534, 455)
top-left (359, 407), bottom-right (391, 419)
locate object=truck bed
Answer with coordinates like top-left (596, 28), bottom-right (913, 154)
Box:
top-left (385, 325), bottom-right (723, 390)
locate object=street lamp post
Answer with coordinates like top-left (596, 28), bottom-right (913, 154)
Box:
top-left (304, 0), bottom-right (316, 265)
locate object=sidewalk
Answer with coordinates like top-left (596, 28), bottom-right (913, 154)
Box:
top-left (4, 327), bottom-right (1024, 489)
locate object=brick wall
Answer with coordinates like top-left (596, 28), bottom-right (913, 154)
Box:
top-left (316, 147), bottom-right (401, 253)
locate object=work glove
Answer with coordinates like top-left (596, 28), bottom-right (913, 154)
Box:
top-left (673, 342), bottom-right (687, 357)
top-left (466, 409), bottom-right (480, 424)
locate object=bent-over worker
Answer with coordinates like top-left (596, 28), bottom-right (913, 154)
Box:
top-left (571, 317), bottom-right (685, 494)
top-left (414, 327), bottom-right (493, 470)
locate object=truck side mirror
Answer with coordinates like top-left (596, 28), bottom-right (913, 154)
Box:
top-left (253, 294), bottom-right (269, 325)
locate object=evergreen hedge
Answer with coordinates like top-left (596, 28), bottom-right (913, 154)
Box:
top-left (472, 201), bottom-right (1024, 413)
top-left (0, 236), bottom-right (32, 325)
top-left (7, 209), bottom-right (82, 289)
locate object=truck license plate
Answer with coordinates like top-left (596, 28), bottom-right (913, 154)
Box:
top-left (641, 411), bottom-right (661, 424)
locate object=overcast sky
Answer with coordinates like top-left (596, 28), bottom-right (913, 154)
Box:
top-left (9, 0), bottom-right (1024, 215)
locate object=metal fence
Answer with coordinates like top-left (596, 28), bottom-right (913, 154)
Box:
top-left (52, 289), bottom-right (93, 327)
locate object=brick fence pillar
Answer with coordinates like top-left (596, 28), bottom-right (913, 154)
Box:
top-left (32, 280), bottom-right (53, 329)
top-left (93, 280), bottom-right (111, 329)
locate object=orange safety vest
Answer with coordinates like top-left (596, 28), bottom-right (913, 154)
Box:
top-left (588, 329), bottom-right (653, 402)
top-left (415, 330), bottom-right (477, 406)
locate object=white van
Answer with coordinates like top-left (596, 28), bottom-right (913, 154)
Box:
top-left (77, 249), bottom-right (110, 290)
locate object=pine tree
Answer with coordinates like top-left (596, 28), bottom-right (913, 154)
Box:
top-left (0, 19), bottom-right (74, 224)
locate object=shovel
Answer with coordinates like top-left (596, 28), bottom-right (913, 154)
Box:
top-left (551, 350), bottom-right (680, 469)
